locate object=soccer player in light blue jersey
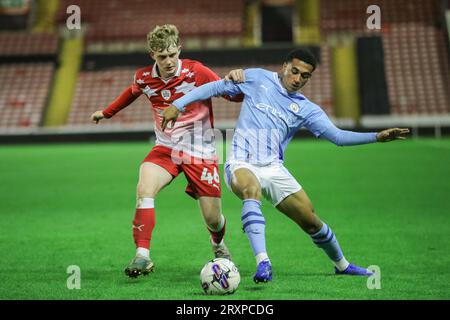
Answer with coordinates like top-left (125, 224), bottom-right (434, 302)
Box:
top-left (162, 49), bottom-right (409, 283)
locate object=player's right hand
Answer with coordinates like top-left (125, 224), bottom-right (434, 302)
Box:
top-left (225, 69), bottom-right (245, 83)
top-left (376, 128), bottom-right (410, 142)
top-left (161, 105), bottom-right (180, 131)
top-left (91, 110), bottom-right (105, 124)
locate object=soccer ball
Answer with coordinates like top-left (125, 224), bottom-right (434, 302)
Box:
top-left (200, 258), bottom-right (240, 295)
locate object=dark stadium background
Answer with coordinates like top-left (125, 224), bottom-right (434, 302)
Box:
top-left (0, 0), bottom-right (449, 301)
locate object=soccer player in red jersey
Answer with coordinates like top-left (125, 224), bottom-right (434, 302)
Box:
top-left (90, 24), bottom-right (243, 278)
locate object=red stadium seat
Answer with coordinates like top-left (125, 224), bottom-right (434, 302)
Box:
top-left (320, 0), bottom-right (450, 115)
top-left (0, 63), bottom-right (54, 130)
top-left (0, 32), bottom-right (58, 56)
top-left (67, 68), bottom-right (153, 128)
top-left (56, 0), bottom-right (244, 48)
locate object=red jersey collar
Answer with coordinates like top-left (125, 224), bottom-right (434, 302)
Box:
top-left (151, 59), bottom-right (182, 79)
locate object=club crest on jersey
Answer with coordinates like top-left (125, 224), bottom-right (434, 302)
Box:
top-left (161, 90), bottom-right (171, 100)
top-left (289, 103), bottom-right (299, 113)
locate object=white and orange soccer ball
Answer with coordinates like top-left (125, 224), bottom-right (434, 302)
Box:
top-left (200, 258), bottom-right (240, 295)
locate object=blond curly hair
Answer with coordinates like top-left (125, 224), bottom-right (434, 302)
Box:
top-left (147, 24), bottom-right (180, 53)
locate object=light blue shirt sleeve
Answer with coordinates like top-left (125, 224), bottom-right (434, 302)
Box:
top-left (173, 79), bottom-right (242, 111)
top-left (305, 106), bottom-right (378, 146)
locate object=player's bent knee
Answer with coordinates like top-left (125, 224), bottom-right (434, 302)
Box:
top-left (300, 211), bottom-right (323, 234)
top-left (287, 202), bottom-right (322, 234)
top-left (303, 223), bottom-right (322, 235)
top-left (136, 182), bottom-right (159, 198)
top-left (204, 215), bottom-right (221, 229)
top-left (241, 185), bottom-right (261, 200)
top-left (201, 207), bottom-right (221, 226)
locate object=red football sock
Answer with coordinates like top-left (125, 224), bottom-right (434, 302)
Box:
top-left (132, 208), bottom-right (155, 249)
top-left (208, 217), bottom-right (226, 244)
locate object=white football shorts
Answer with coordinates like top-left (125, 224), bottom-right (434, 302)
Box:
top-left (224, 160), bottom-right (302, 206)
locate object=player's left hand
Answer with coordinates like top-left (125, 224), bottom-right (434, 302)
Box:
top-left (224, 69), bottom-right (245, 83)
top-left (90, 110), bottom-right (105, 124)
top-left (376, 128), bottom-right (410, 142)
top-left (161, 105), bottom-right (180, 131)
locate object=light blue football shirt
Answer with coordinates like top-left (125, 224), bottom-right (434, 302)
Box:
top-left (173, 68), bottom-right (377, 165)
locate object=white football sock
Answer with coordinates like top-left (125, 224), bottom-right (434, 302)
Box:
top-left (136, 247), bottom-right (150, 258)
top-left (137, 197), bottom-right (154, 209)
top-left (333, 257), bottom-right (350, 271)
top-left (255, 252), bottom-right (270, 265)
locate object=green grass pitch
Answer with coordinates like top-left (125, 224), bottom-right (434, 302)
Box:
top-left (1, 138), bottom-right (449, 300)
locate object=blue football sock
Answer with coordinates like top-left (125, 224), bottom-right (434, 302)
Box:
top-left (311, 222), bottom-right (347, 265)
top-left (241, 199), bottom-right (267, 258)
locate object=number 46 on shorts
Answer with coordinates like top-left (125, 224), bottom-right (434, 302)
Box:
top-left (201, 167), bottom-right (220, 190)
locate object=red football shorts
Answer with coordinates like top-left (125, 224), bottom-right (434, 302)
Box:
top-left (142, 145), bottom-right (221, 199)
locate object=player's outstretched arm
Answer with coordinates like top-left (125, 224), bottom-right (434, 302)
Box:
top-left (90, 86), bottom-right (140, 124)
top-left (376, 128), bottom-right (410, 142)
top-left (91, 110), bottom-right (105, 124)
top-left (308, 107), bottom-right (410, 146)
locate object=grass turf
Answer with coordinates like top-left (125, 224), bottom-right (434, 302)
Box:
top-left (0, 138), bottom-right (449, 299)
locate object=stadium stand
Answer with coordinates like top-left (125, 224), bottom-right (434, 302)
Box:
top-left (1, 0), bottom-right (449, 139)
top-left (0, 32), bottom-right (58, 56)
top-left (320, 0), bottom-right (450, 115)
top-left (0, 31), bottom-right (58, 132)
top-left (0, 63), bottom-right (54, 131)
top-left (57, 0), bottom-right (244, 50)
top-left (67, 67), bottom-right (152, 128)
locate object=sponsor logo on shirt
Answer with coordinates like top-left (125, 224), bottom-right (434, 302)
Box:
top-left (289, 103), bottom-right (299, 113)
top-left (255, 103), bottom-right (296, 126)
